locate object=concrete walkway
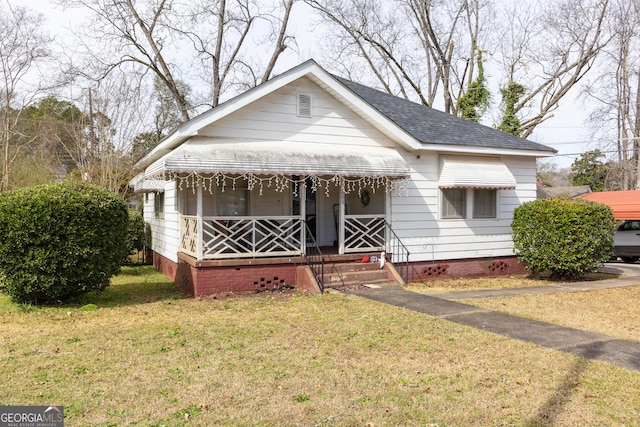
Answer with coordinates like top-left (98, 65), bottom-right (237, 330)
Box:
top-left (348, 263), bottom-right (640, 371)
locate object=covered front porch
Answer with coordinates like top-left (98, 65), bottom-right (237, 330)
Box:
top-left (140, 139), bottom-right (411, 261)
top-left (177, 175), bottom-right (393, 261)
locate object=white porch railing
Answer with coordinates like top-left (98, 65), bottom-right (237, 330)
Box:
top-left (180, 215), bottom-right (304, 259)
top-left (180, 214), bottom-right (389, 260)
top-left (344, 214), bottom-right (386, 253)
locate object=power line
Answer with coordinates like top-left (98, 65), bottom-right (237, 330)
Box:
top-left (542, 136), bottom-right (640, 146)
top-left (556, 149), bottom-right (636, 158)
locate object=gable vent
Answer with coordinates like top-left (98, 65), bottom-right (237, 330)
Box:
top-left (297, 93), bottom-right (312, 117)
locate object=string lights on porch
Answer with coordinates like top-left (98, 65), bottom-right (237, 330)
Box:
top-left (159, 171), bottom-right (408, 196)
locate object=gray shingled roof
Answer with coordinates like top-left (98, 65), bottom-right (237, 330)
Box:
top-left (335, 76), bottom-right (556, 153)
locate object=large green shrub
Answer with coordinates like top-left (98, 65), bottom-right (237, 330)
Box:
top-left (512, 198), bottom-right (615, 280)
top-left (0, 182), bottom-right (129, 303)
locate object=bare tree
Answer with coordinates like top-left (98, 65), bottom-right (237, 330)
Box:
top-left (174, 0), bottom-right (296, 107)
top-left (306, 0), bottom-right (490, 114)
top-left (497, 0), bottom-right (611, 139)
top-left (58, 0), bottom-right (296, 122)
top-left (308, 0), bottom-right (610, 140)
top-left (62, 73), bottom-right (154, 196)
top-left (537, 159), bottom-right (571, 187)
top-left (57, 0), bottom-right (192, 121)
top-left (85, 75), bottom-right (149, 195)
top-left (0, 2), bottom-right (53, 191)
top-left (583, 0), bottom-right (640, 190)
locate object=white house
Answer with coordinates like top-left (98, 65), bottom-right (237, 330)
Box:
top-left (131, 59), bottom-right (556, 296)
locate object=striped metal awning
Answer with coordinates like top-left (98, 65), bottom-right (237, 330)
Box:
top-left (438, 156), bottom-right (516, 189)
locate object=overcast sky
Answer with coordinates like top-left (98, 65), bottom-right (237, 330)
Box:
top-left (22, 0), bottom-right (595, 171)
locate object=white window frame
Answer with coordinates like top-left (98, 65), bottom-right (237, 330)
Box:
top-left (441, 188), bottom-right (467, 219)
top-left (440, 188), bottom-right (499, 220)
top-left (472, 189), bottom-right (497, 219)
top-left (216, 186), bottom-right (249, 216)
top-left (154, 192), bottom-right (165, 219)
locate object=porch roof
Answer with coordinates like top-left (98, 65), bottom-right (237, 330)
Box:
top-left (160, 138), bottom-right (411, 178)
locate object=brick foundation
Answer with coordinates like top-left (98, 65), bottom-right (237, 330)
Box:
top-left (154, 252), bottom-right (299, 297)
top-left (152, 252), bottom-right (526, 296)
top-left (408, 256), bottom-right (526, 283)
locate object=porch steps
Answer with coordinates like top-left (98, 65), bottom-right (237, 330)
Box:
top-left (324, 261), bottom-right (403, 289)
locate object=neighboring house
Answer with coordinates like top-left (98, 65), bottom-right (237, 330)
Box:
top-left (537, 185), bottom-right (592, 199)
top-left (131, 59), bottom-right (556, 296)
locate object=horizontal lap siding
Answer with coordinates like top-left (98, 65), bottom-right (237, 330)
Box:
top-left (149, 77), bottom-right (402, 264)
top-left (145, 74), bottom-right (540, 270)
top-left (390, 154), bottom-right (537, 262)
top-left (198, 77), bottom-right (394, 148)
top-left (147, 182), bottom-right (180, 264)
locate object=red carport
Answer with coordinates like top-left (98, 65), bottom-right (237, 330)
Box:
top-left (582, 190), bottom-right (640, 220)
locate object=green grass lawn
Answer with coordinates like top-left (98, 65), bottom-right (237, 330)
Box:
top-left (1, 266), bottom-right (639, 426)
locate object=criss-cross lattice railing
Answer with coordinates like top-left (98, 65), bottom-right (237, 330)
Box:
top-left (180, 216), bottom-right (198, 255)
top-left (344, 215), bottom-right (410, 282)
top-left (180, 215), bottom-right (303, 259)
top-left (344, 215), bottom-right (386, 253)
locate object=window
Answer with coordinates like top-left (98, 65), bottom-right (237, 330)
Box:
top-left (217, 187), bottom-right (248, 216)
top-left (442, 188), bottom-right (467, 219)
top-left (473, 189), bottom-right (497, 218)
top-left (154, 192), bottom-right (165, 219)
top-left (441, 188), bottom-right (498, 219)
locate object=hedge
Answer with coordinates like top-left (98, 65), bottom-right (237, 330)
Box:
top-left (0, 182), bottom-right (129, 303)
top-left (511, 198), bottom-right (615, 280)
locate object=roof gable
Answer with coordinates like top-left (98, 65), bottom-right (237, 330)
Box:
top-left (136, 59), bottom-right (556, 170)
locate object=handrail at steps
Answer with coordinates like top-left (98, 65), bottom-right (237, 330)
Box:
top-left (302, 221), bottom-right (325, 293)
top-left (383, 220), bottom-right (410, 283)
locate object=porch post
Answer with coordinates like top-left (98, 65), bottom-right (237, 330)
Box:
top-left (300, 177), bottom-right (307, 252)
top-left (385, 188), bottom-right (391, 254)
top-left (338, 181), bottom-right (345, 254)
top-left (196, 184), bottom-right (203, 260)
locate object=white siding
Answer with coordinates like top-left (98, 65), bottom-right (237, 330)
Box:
top-left (146, 182), bottom-right (180, 263)
top-left (198, 77), bottom-right (394, 148)
top-left (144, 73), bottom-right (542, 264)
top-left (389, 153), bottom-right (538, 262)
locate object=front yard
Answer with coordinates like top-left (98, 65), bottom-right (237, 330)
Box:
top-left (1, 266), bottom-right (639, 426)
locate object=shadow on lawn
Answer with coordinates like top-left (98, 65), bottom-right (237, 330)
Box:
top-left (70, 265), bottom-right (186, 308)
top-left (523, 339), bottom-right (640, 426)
top-left (524, 356), bottom-right (590, 427)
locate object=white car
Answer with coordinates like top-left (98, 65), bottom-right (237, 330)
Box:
top-left (615, 220), bottom-right (640, 263)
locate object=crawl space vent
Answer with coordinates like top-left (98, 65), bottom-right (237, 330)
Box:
top-left (297, 93), bottom-right (312, 117)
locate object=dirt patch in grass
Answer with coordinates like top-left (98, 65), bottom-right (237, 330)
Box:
top-left (1, 266), bottom-right (640, 426)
